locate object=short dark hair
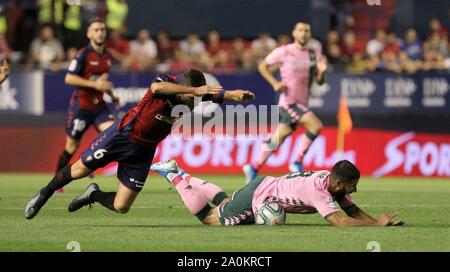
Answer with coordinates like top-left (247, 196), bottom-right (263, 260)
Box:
top-left (87, 18), bottom-right (105, 30)
top-left (182, 69), bottom-right (206, 87)
top-left (331, 160), bottom-right (360, 183)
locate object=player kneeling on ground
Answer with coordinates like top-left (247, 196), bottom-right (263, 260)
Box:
top-left (150, 159), bottom-right (405, 227)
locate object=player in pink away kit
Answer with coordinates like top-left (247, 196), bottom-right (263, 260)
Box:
top-left (243, 22), bottom-right (328, 183)
top-left (25, 69), bottom-right (255, 220)
top-left (151, 159), bottom-right (405, 227)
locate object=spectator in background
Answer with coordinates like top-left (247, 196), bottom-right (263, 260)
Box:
top-left (82, 0), bottom-right (107, 25)
top-left (63, 1), bottom-right (84, 50)
top-left (105, 27), bottom-right (129, 67)
top-left (37, 0), bottom-right (64, 42)
top-left (401, 28), bottom-right (422, 61)
top-left (379, 50), bottom-right (402, 73)
top-left (229, 37), bottom-right (246, 66)
top-left (205, 30), bottom-right (232, 71)
top-left (0, 32), bottom-right (12, 61)
top-left (251, 32), bottom-right (277, 62)
top-left (428, 17), bottom-right (448, 40)
top-left (399, 51), bottom-right (421, 74)
top-left (156, 30), bottom-right (176, 64)
top-left (366, 29), bottom-right (386, 57)
top-left (105, 0), bottom-right (128, 31)
top-left (27, 24), bottom-right (64, 71)
top-left (123, 28), bottom-right (158, 71)
top-left (340, 31), bottom-right (360, 64)
top-left (346, 51), bottom-right (367, 74)
top-left (422, 32), bottom-right (448, 71)
top-left (276, 33), bottom-right (292, 46)
top-left (179, 33), bottom-right (207, 66)
top-left (324, 30), bottom-right (344, 69)
top-left (4, 0), bottom-right (24, 49)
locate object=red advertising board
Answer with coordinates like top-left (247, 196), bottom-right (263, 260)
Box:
top-left (0, 126), bottom-right (449, 177)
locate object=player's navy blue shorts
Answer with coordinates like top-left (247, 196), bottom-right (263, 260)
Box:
top-left (66, 101), bottom-right (115, 140)
top-left (81, 122), bottom-right (156, 192)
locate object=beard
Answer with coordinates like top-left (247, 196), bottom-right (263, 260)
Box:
top-left (333, 191), bottom-right (347, 202)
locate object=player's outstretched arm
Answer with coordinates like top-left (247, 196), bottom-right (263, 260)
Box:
top-left (223, 89), bottom-right (255, 102)
top-left (0, 60), bottom-right (10, 84)
top-left (343, 204), bottom-right (377, 223)
top-left (151, 81), bottom-right (222, 96)
top-left (325, 210), bottom-right (404, 227)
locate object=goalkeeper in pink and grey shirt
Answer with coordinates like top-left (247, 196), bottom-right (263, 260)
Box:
top-left (150, 159), bottom-right (405, 227)
top-left (243, 21), bottom-right (328, 183)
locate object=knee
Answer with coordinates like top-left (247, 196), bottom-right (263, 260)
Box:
top-left (315, 122), bottom-right (323, 134)
top-left (114, 204), bottom-right (131, 214)
top-left (311, 121), bottom-right (323, 135)
top-left (66, 139), bottom-right (80, 153)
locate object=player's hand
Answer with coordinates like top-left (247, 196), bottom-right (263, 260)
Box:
top-left (272, 81), bottom-right (286, 92)
top-left (0, 60), bottom-right (10, 77)
top-left (235, 90), bottom-right (255, 102)
top-left (95, 78), bottom-right (113, 92)
top-left (317, 57), bottom-right (328, 74)
top-left (193, 85), bottom-right (223, 96)
top-left (111, 95), bottom-right (120, 107)
top-left (377, 212), bottom-right (404, 226)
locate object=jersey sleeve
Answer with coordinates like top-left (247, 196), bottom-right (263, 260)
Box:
top-left (202, 90), bottom-right (225, 104)
top-left (264, 46), bottom-right (285, 65)
top-left (309, 192), bottom-right (340, 218)
top-left (152, 74), bottom-right (176, 84)
top-left (67, 48), bottom-right (87, 75)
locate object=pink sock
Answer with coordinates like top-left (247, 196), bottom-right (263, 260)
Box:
top-left (174, 177), bottom-right (209, 215)
top-left (185, 176), bottom-right (224, 202)
top-left (296, 132), bottom-right (315, 163)
top-left (252, 140), bottom-right (276, 170)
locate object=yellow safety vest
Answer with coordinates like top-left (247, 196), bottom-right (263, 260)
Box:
top-left (38, 0), bottom-right (64, 25)
top-left (0, 16), bottom-right (6, 34)
top-left (106, 0), bottom-right (128, 30)
top-left (64, 5), bottom-right (81, 30)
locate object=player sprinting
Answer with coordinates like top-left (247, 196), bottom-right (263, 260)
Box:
top-left (0, 60), bottom-right (10, 84)
top-left (243, 21), bottom-right (327, 183)
top-left (54, 18), bottom-right (119, 192)
top-left (24, 69), bottom-right (255, 219)
top-left (150, 159), bottom-right (404, 227)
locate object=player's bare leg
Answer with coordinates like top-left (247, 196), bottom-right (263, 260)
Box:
top-left (25, 159), bottom-right (92, 219)
top-left (243, 124), bottom-right (293, 183)
top-left (290, 111), bottom-right (323, 172)
top-left (68, 178), bottom-right (139, 214)
top-left (97, 120), bottom-right (115, 132)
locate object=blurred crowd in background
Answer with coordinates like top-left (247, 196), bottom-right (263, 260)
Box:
top-left (0, 0), bottom-right (449, 74)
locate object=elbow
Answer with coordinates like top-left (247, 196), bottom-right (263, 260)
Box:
top-left (64, 74), bottom-right (72, 85)
top-left (258, 61), bottom-right (267, 73)
top-left (151, 83), bottom-right (162, 94)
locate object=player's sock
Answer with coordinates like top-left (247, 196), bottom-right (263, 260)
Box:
top-left (251, 138), bottom-right (277, 170)
top-left (296, 131), bottom-right (318, 163)
top-left (174, 177), bottom-right (211, 221)
top-left (90, 190), bottom-right (116, 211)
top-left (56, 150), bottom-right (73, 172)
top-left (185, 176), bottom-right (228, 206)
top-left (41, 165), bottom-right (73, 196)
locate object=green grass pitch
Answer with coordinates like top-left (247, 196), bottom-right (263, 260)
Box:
top-left (0, 173), bottom-right (449, 252)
